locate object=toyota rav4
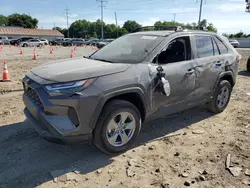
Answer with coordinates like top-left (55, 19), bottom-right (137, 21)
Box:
top-left (22, 27), bottom-right (240, 154)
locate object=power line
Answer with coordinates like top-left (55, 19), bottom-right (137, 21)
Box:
top-left (64, 6), bottom-right (70, 38)
top-left (97, 0), bottom-right (107, 39)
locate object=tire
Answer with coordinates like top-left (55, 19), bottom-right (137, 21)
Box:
top-left (247, 58), bottom-right (250, 71)
top-left (206, 80), bottom-right (232, 113)
top-left (23, 43), bottom-right (28, 47)
top-left (93, 100), bottom-right (141, 154)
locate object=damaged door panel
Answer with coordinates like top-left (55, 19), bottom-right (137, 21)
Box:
top-left (148, 35), bottom-right (196, 114)
top-left (190, 35), bottom-right (225, 101)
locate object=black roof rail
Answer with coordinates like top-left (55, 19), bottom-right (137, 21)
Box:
top-left (131, 26), bottom-right (183, 33)
top-left (131, 25), bottom-right (208, 33)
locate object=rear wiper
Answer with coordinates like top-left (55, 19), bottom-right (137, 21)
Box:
top-left (91, 58), bottom-right (114, 63)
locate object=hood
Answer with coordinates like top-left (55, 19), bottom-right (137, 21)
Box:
top-left (27, 57), bottom-right (131, 84)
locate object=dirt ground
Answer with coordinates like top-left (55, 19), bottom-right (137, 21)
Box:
top-left (0, 46), bottom-right (249, 188)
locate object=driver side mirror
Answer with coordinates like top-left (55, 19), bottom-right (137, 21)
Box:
top-left (156, 66), bottom-right (163, 73)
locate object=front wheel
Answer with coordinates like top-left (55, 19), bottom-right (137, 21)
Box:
top-left (206, 80), bottom-right (232, 113)
top-left (93, 100), bottom-right (141, 154)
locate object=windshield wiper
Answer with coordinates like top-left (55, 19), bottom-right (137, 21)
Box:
top-left (91, 58), bottom-right (114, 63)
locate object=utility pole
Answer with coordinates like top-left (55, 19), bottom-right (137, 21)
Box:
top-left (53, 23), bottom-right (56, 29)
top-left (173, 13), bottom-right (176, 22)
top-left (198, 0), bottom-right (204, 29)
top-left (115, 12), bottom-right (118, 38)
top-left (65, 6), bottom-right (70, 38)
top-left (97, 0), bottom-right (107, 39)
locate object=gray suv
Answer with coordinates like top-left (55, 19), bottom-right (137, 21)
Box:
top-left (22, 27), bottom-right (240, 154)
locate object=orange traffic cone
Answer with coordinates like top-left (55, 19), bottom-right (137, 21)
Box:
top-left (49, 48), bottom-right (53, 54)
top-left (19, 47), bottom-right (23, 55)
top-left (70, 50), bottom-right (74, 58)
top-left (33, 51), bottom-right (37, 60)
top-left (1, 60), bottom-right (11, 82)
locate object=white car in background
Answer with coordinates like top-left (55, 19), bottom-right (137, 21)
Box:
top-left (229, 39), bottom-right (240, 48)
top-left (40, 38), bottom-right (49, 45)
top-left (20, 39), bottom-right (43, 47)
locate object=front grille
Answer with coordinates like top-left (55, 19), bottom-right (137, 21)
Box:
top-left (25, 88), bottom-right (43, 109)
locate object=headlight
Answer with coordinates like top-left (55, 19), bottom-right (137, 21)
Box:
top-left (45, 79), bottom-right (95, 93)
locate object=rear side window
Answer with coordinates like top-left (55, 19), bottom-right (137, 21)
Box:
top-left (195, 36), bottom-right (213, 58)
top-left (212, 39), bottom-right (219, 55)
top-left (213, 37), bottom-right (228, 54)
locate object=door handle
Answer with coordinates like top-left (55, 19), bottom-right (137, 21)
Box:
top-left (186, 69), bottom-right (194, 74)
top-left (216, 61), bottom-right (222, 66)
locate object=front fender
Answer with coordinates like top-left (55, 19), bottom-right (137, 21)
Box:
top-left (89, 86), bottom-right (148, 129)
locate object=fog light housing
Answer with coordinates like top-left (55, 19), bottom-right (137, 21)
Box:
top-left (68, 107), bottom-right (79, 127)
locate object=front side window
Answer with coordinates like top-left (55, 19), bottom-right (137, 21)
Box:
top-left (195, 36), bottom-right (213, 58)
top-left (157, 36), bottom-right (191, 64)
top-left (90, 34), bottom-right (164, 64)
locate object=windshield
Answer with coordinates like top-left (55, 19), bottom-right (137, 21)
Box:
top-left (90, 34), bottom-right (163, 63)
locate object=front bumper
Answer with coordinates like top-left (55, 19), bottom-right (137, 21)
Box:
top-left (24, 108), bottom-right (91, 144)
top-left (22, 77), bottom-right (101, 144)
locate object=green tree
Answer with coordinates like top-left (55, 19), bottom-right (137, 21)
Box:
top-left (8, 14), bottom-right (38, 28)
top-left (123, 20), bottom-right (141, 33)
top-left (0, 15), bottom-right (8, 26)
top-left (222, 33), bottom-right (229, 38)
top-left (105, 24), bottom-right (117, 38)
top-left (198, 19), bottom-right (217, 33)
top-left (154, 21), bottom-right (184, 30)
top-left (68, 19), bottom-right (92, 38)
top-left (234, 31), bottom-right (244, 38)
top-left (118, 27), bottom-right (128, 36)
top-left (91, 32), bottom-right (98, 38)
top-left (53, 27), bottom-right (68, 37)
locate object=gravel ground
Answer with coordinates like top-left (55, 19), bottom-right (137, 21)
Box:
top-left (0, 46), bottom-right (249, 188)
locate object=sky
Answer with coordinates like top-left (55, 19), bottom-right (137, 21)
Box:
top-left (0, 0), bottom-right (249, 34)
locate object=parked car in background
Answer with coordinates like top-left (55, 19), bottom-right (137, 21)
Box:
top-left (86, 39), bottom-right (99, 46)
top-left (229, 39), bottom-right (240, 48)
top-left (20, 39), bottom-right (43, 47)
top-left (40, 38), bottom-right (49, 45)
top-left (62, 38), bottom-right (85, 46)
top-left (22, 27), bottom-right (240, 154)
top-left (0, 40), bottom-right (3, 45)
top-left (50, 38), bottom-right (69, 46)
top-left (96, 41), bottom-right (107, 49)
top-left (10, 37), bottom-right (36, 46)
top-left (96, 39), bottom-right (115, 48)
top-left (0, 36), bottom-right (10, 44)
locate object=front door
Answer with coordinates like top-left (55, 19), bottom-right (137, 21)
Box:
top-left (149, 36), bottom-right (196, 114)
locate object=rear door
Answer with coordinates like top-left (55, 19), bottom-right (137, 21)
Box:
top-left (191, 35), bottom-right (221, 101)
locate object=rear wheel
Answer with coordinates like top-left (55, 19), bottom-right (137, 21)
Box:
top-left (247, 57), bottom-right (250, 71)
top-left (206, 80), bottom-right (232, 113)
top-left (93, 100), bottom-right (141, 154)
top-left (23, 43), bottom-right (28, 47)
